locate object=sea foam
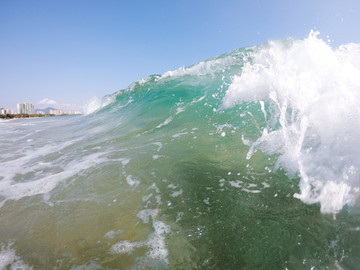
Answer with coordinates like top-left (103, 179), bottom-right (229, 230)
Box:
top-left (109, 208), bottom-right (170, 263)
top-left (222, 30), bottom-right (360, 213)
top-left (0, 243), bottom-right (33, 270)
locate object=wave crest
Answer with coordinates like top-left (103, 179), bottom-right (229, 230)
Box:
top-left (222, 30), bottom-right (360, 213)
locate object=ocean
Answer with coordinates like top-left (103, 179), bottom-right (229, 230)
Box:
top-left (1, 31), bottom-right (360, 269)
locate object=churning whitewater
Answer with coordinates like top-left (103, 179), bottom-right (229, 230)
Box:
top-left (1, 31), bottom-right (360, 269)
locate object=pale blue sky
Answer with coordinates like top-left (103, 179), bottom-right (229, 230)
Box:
top-left (1, 0), bottom-right (359, 111)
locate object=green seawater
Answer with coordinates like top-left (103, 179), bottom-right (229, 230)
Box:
top-left (1, 41), bottom-right (360, 269)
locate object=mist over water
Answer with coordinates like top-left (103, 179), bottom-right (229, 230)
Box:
top-left (0, 32), bottom-right (360, 269)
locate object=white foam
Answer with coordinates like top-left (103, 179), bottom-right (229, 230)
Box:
top-left (203, 198), bottom-right (210, 205)
top-left (119, 158), bottom-right (130, 166)
top-left (219, 178), bottom-right (225, 187)
top-left (152, 142), bottom-right (163, 151)
top-left (191, 95), bottom-right (206, 103)
top-left (142, 194), bottom-right (153, 202)
top-left (0, 243), bottom-right (33, 270)
top-left (160, 52), bottom-right (239, 79)
top-left (137, 209), bottom-right (159, 223)
top-left (262, 182), bottom-right (270, 188)
top-left (242, 188), bottom-right (261, 194)
top-left (147, 220), bottom-right (170, 261)
top-left (104, 229), bottom-right (124, 239)
top-left (153, 155), bottom-right (165, 160)
top-left (156, 117), bottom-right (173, 128)
top-left (0, 149), bottom-right (106, 207)
top-left (126, 175), bottom-right (140, 188)
top-left (109, 240), bottom-right (141, 254)
top-left (83, 95), bottom-right (116, 114)
top-left (176, 212), bottom-right (184, 222)
top-left (172, 132), bottom-right (188, 138)
top-left (222, 30), bottom-right (360, 213)
top-left (170, 189), bottom-right (183, 197)
top-left (229, 180), bottom-right (243, 188)
top-left (176, 106), bottom-right (185, 115)
top-left (110, 209), bottom-right (170, 263)
top-left (148, 183), bottom-right (160, 193)
top-left (167, 184), bottom-right (177, 189)
top-left (259, 100), bottom-right (267, 120)
top-left (155, 195), bottom-right (162, 205)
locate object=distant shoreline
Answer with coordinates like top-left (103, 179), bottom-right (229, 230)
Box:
top-left (0, 114), bottom-right (55, 119)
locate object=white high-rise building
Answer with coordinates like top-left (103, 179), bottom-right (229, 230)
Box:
top-left (17, 103), bottom-right (25, 114)
top-left (17, 102), bottom-right (34, 114)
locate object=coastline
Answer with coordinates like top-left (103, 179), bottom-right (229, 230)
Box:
top-left (0, 114), bottom-right (55, 119)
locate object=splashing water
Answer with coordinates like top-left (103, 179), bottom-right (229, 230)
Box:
top-left (222, 30), bottom-right (360, 213)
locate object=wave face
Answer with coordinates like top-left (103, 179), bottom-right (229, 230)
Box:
top-left (1, 31), bottom-right (360, 269)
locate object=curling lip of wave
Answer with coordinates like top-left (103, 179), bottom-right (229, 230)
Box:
top-left (222, 30), bottom-right (360, 213)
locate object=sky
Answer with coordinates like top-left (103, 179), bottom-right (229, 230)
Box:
top-left (1, 0), bottom-right (359, 112)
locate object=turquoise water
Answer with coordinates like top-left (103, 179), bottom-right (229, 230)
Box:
top-left (0, 32), bottom-right (360, 269)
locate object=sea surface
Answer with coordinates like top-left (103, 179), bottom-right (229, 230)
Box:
top-left (1, 31), bottom-right (360, 269)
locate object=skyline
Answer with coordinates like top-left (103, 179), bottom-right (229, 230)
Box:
top-left (1, 0), bottom-right (360, 111)
top-left (0, 99), bottom-right (79, 113)
top-left (0, 101), bottom-right (82, 115)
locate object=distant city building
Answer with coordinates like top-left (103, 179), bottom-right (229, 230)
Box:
top-left (17, 102), bottom-right (34, 114)
top-left (0, 108), bottom-right (13, 114)
top-left (17, 103), bottom-right (24, 114)
top-left (49, 109), bottom-right (63, 115)
top-left (49, 109), bottom-right (82, 115)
